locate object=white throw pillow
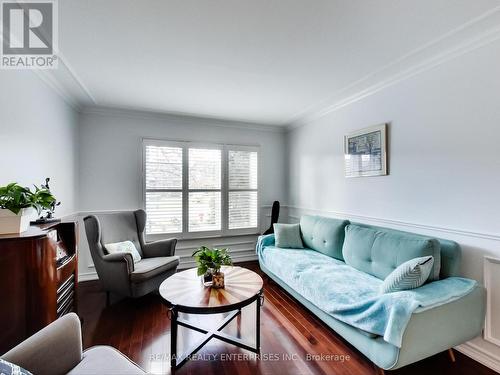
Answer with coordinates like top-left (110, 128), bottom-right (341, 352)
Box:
top-left (380, 256), bottom-right (434, 294)
top-left (104, 240), bottom-right (142, 263)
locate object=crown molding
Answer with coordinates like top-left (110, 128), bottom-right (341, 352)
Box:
top-left (32, 51), bottom-right (96, 111)
top-left (286, 5), bottom-right (500, 130)
top-left (80, 105), bottom-right (286, 133)
top-left (0, 18), bottom-right (92, 110)
top-left (32, 69), bottom-right (81, 111)
top-left (57, 52), bottom-right (97, 105)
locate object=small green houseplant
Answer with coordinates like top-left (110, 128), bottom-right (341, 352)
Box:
top-left (192, 246), bottom-right (232, 288)
top-left (0, 181), bottom-right (59, 234)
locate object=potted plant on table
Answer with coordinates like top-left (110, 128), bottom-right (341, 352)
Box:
top-left (192, 246), bottom-right (233, 288)
top-left (0, 181), bottom-right (59, 234)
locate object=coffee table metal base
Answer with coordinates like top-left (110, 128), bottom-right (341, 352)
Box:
top-left (168, 291), bottom-right (263, 370)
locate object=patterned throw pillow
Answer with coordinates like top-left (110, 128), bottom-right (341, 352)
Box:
top-left (273, 223), bottom-right (304, 249)
top-left (104, 240), bottom-right (142, 263)
top-left (380, 256), bottom-right (434, 294)
top-left (0, 358), bottom-right (33, 375)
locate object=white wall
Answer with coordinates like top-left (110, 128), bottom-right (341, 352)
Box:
top-left (286, 39), bottom-right (500, 370)
top-left (0, 70), bottom-right (79, 216)
top-left (77, 108), bottom-right (286, 279)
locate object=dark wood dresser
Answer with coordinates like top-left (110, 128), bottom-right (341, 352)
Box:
top-left (0, 221), bottom-right (78, 354)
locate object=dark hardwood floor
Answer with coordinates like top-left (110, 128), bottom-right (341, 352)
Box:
top-left (78, 262), bottom-right (495, 375)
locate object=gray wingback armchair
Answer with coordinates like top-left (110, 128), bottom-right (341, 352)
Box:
top-left (84, 209), bottom-right (179, 299)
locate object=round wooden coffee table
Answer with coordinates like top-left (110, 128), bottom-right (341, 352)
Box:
top-left (159, 266), bottom-right (264, 370)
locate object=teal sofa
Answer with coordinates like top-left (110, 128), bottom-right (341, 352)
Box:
top-left (257, 215), bottom-right (485, 371)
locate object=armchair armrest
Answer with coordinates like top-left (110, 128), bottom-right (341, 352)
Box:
top-left (2, 313), bottom-right (82, 375)
top-left (142, 238), bottom-right (177, 258)
top-left (98, 253), bottom-right (134, 294)
top-left (102, 252), bottom-right (134, 273)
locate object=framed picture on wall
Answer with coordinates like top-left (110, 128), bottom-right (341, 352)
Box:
top-left (344, 123), bottom-right (388, 178)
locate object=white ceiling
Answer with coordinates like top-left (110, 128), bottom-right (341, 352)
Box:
top-left (56, 0), bottom-right (500, 125)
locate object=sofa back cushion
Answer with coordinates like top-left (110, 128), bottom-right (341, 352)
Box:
top-left (342, 224), bottom-right (441, 281)
top-left (437, 238), bottom-right (461, 278)
top-left (300, 215), bottom-right (349, 260)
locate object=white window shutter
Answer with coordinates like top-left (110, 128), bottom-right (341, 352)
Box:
top-left (144, 142), bottom-right (258, 235)
top-left (228, 150), bottom-right (258, 230)
top-left (145, 192), bottom-right (183, 234)
top-left (144, 145), bottom-right (183, 233)
top-left (145, 145), bottom-right (182, 189)
top-left (189, 148), bottom-right (221, 189)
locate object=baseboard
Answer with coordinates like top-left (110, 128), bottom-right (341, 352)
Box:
top-left (456, 342), bottom-right (500, 373)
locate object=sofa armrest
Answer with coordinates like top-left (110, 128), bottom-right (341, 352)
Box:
top-left (142, 238), bottom-right (177, 258)
top-left (391, 284), bottom-right (486, 370)
top-left (1, 313), bottom-right (82, 375)
top-left (257, 234), bottom-right (275, 254)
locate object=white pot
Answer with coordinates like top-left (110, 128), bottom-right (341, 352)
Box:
top-left (0, 208), bottom-right (37, 234)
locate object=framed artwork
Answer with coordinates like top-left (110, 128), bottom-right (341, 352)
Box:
top-left (344, 123), bottom-right (387, 178)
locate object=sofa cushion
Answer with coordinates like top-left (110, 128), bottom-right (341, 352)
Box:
top-left (274, 223), bottom-right (304, 248)
top-left (380, 256), bottom-right (434, 294)
top-left (67, 346), bottom-right (146, 374)
top-left (300, 215), bottom-right (349, 260)
top-left (342, 224), bottom-right (441, 281)
top-left (130, 256), bottom-right (179, 282)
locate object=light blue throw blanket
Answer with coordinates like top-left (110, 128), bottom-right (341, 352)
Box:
top-left (257, 235), bottom-right (477, 347)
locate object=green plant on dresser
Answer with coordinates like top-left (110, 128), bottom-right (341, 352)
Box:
top-left (0, 182), bottom-right (57, 215)
top-left (0, 181), bottom-right (59, 234)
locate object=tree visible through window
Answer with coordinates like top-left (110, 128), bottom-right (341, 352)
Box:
top-left (144, 140), bottom-right (259, 236)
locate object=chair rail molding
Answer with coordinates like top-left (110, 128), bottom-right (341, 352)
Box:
top-left (285, 205), bottom-right (500, 242)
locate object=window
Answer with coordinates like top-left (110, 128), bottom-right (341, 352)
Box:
top-left (144, 144), bottom-right (183, 234)
top-left (188, 148), bottom-right (221, 232)
top-left (228, 150), bottom-right (258, 229)
top-left (143, 140), bottom-right (259, 236)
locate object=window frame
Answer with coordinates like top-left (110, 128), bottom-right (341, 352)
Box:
top-left (142, 138), bottom-right (260, 240)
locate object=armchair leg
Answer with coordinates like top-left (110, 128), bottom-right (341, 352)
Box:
top-left (448, 348), bottom-right (456, 363)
